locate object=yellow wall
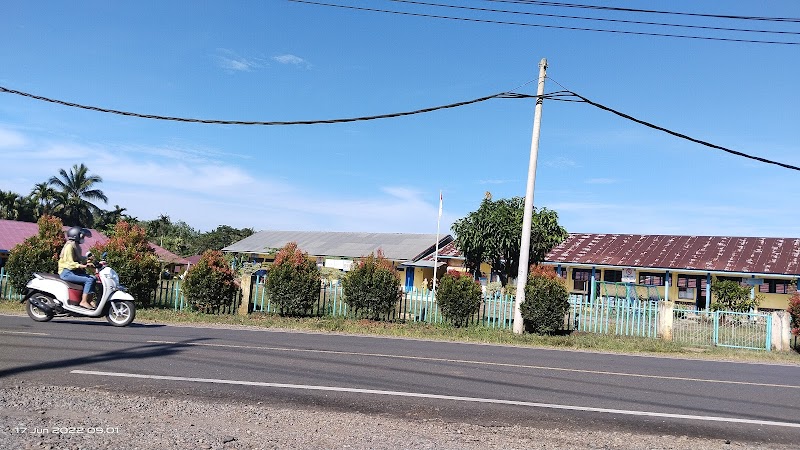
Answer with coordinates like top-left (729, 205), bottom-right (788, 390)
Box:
top-left (558, 266), bottom-right (796, 310)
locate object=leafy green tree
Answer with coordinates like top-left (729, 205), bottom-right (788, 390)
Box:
top-left (710, 279), bottom-right (759, 312)
top-left (451, 195), bottom-right (567, 284)
top-left (49, 163), bottom-right (108, 227)
top-left (265, 242), bottom-right (320, 316)
top-left (193, 225), bottom-right (255, 254)
top-left (787, 292), bottom-right (800, 336)
top-left (5, 216), bottom-right (64, 294)
top-left (140, 214), bottom-right (199, 256)
top-left (436, 270), bottom-right (483, 327)
top-left (342, 251), bottom-right (401, 320)
top-left (520, 265), bottom-right (569, 334)
top-left (182, 250), bottom-right (237, 313)
top-left (0, 190), bottom-right (36, 222)
top-left (91, 221), bottom-right (160, 306)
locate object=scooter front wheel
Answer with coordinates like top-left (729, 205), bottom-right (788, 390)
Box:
top-left (26, 294), bottom-right (54, 322)
top-left (106, 301), bottom-right (136, 327)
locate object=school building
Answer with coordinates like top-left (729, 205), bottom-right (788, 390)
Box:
top-left (544, 233), bottom-right (800, 311)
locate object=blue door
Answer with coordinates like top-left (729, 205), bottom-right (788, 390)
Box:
top-left (405, 268), bottom-right (415, 292)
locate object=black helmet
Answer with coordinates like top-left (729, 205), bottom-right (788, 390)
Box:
top-left (66, 227), bottom-right (91, 244)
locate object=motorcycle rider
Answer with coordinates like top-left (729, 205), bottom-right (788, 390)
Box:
top-left (58, 226), bottom-right (95, 309)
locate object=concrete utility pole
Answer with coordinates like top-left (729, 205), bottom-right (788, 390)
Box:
top-left (513, 58), bottom-right (548, 334)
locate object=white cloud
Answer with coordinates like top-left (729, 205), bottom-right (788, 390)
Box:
top-left (0, 128), bottom-right (447, 233)
top-left (213, 49), bottom-right (264, 72)
top-left (585, 178), bottom-right (617, 184)
top-left (479, 179), bottom-right (515, 185)
top-left (543, 156), bottom-right (577, 168)
top-left (0, 127), bottom-right (28, 148)
top-left (273, 54), bottom-right (311, 68)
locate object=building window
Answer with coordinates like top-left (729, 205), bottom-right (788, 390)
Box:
top-left (638, 272), bottom-right (664, 286)
top-left (603, 270), bottom-right (622, 283)
top-left (572, 269), bottom-right (593, 291)
top-left (759, 279), bottom-right (789, 294)
top-left (677, 275), bottom-right (707, 300)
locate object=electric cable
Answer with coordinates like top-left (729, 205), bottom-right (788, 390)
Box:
top-left (543, 77), bottom-right (800, 172)
top-left (2, 83), bottom-right (796, 171)
top-left (388, 0), bottom-right (800, 36)
top-left (288, 0), bottom-right (800, 45)
top-left (486, 0), bottom-right (800, 23)
top-left (0, 85), bottom-right (559, 126)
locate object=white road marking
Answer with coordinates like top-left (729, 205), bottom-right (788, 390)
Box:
top-left (0, 330), bottom-right (49, 336)
top-left (71, 369), bottom-right (800, 429)
top-left (147, 340), bottom-right (799, 390)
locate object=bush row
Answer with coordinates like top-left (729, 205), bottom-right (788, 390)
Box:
top-left (6, 219), bottom-right (569, 334)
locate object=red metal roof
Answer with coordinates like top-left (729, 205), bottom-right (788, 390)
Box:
top-left (419, 241), bottom-right (464, 261)
top-left (545, 233), bottom-right (800, 276)
top-left (0, 219), bottom-right (188, 264)
top-left (0, 219), bottom-right (108, 253)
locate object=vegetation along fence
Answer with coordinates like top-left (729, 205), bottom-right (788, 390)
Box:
top-left (672, 307), bottom-right (772, 351)
top-left (250, 277), bottom-right (517, 327)
top-left (0, 267), bottom-right (24, 301)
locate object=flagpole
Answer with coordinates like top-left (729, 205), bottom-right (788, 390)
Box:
top-left (432, 190), bottom-right (442, 295)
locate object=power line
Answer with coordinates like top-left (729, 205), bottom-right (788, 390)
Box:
top-left (288, 0), bottom-right (800, 45)
top-left (2, 83), bottom-right (796, 172)
top-left (388, 0), bottom-right (800, 36)
top-left (487, 0), bottom-right (800, 23)
top-left (542, 78), bottom-right (800, 172)
top-left (0, 85), bottom-right (563, 126)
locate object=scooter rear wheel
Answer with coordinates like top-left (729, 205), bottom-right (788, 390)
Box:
top-left (106, 300), bottom-right (135, 327)
top-left (26, 294), bottom-right (54, 322)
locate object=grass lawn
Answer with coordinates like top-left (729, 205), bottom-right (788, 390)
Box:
top-left (2, 298), bottom-right (798, 364)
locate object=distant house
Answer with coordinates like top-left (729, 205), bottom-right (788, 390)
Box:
top-left (222, 230), bottom-right (453, 291)
top-left (543, 233), bottom-right (800, 311)
top-left (0, 219), bottom-right (188, 270)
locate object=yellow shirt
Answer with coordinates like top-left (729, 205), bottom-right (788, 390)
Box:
top-left (57, 241), bottom-right (83, 273)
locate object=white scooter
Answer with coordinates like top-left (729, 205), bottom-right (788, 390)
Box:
top-left (23, 255), bottom-right (136, 327)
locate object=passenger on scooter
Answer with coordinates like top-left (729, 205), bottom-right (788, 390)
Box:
top-left (58, 226), bottom-right (96, 309)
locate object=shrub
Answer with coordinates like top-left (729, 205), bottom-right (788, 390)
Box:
top-left (265, 242), bottom-right (320, 316)
top-left (182, 250), bottom-right (237, 313)
top-left (6, 216), bottom-right (64, 294)
top-left (436, 270), bottom-right (482, 327)
top-left (788, 292), bottom-right (800, 336)
top-left (710, 279), bottom-right (759, 312)
top-left (91, 221), bottom-right (160, 306)
top-left (520, 265), bottom-right (569, 334)
top-left (342, 250), bottom-right (401, 320)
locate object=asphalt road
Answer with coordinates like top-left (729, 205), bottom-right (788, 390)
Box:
top-left (1, 314), bottom-right (799, 445)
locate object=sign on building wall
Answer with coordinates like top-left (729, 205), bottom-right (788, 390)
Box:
top-left (325, 259), bottom-right (353, 271)
top-left (622, 267), bottom-right (636, 283)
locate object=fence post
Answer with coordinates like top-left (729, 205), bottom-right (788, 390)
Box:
top-left (657, 301), bottom-right (674, 341)
top-left (770, 311), bottom-right (792, 351)
top-left (237, 274), bottom-right (252, 316)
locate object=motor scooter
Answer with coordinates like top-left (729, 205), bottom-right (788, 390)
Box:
top-left (22, 254), bottom-right (136, 326)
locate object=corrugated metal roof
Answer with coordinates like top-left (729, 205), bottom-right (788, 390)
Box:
top-left (223, 230), bottom-right (452, 262)
top-left (545, 233), bottom-right (800, 276)
top-left (0, 219), bottom-right (107, 253)
top-left (0, 219), bottom-right (187, 264)
top-left (419, 241), bottom-right (465, 261)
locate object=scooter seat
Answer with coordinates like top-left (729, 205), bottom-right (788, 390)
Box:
top-left (33, 272), bottom-right (86, 291)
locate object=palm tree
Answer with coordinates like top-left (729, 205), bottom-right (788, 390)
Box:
top-left (0, 190), bottom-right (19, 219)
top-left (29, 182), bottom-right (57, 217)
top-left (0, 190), bottom-right (36, 221)
top-left (49, 164), bottom-right (108, 227)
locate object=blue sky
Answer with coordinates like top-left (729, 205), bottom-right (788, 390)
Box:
top-left (1, 1), bottom-right (799, 237)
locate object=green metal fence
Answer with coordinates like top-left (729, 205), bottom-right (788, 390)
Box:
top-left (0, 267), bottom-right (24, 301)
top-left (569, 294), bottom-right (659, 338)
top-left (249, 278), bottom-right (517, 328)
top-left (673, 307), bottom-right (772, 351)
